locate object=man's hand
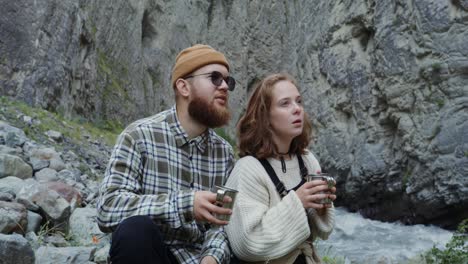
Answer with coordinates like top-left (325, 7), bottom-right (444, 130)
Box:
top-left (200, 256), bottom-right (218, 264)
top-left (194, 191), bottom-right (232, 225)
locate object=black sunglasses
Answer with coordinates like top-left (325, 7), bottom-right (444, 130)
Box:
top-left (184, 71), bottom-right (236, 91)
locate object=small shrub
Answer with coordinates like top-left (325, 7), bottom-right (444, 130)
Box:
top-left (434, 98), bottom-right (445, 108)
top-left (431, 63), bottom-right (442, 72)
top-left (423, 219), bottom-right (468, 264)
top-left (0, 96), bottom-right (7, 105)
top-left (36, 221), bottom-right (53, 246)
top-left (318, 243), bottom-right (346, 264)
top-left (322, 255), bottom-right (346, 264)
top-left (402, 167), bottom-right (412, 188)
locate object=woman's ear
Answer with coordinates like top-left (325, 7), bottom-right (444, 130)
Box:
top-left (175, 78), bottom-right (190, 98)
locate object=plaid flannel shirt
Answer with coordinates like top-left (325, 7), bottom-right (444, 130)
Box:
top-left (97, 106), bottom-right (235, 264)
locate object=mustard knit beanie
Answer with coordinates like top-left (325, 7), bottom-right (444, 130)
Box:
top-left (171, 44), bottom-right (230, 88)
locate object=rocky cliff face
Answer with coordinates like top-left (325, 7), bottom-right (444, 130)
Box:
top-left (1, 0), bottom-right (467, 228)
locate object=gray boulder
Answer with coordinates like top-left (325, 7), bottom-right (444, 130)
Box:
top-left (35, 168), bottom-right (59, 183)
top-left (45, 130), bottom-right (63, 142)
top-left (0, 154), bottom-right (33, 179)
top-left (0, 145), bottom-right (21, 156)
top-left (26, 211), bottom-right (42, 234)
top-left (0, 121), bottom-right (28, 148)
top-left (35, 246), bottom-right (96, 264)
top-left (69, 207), bottom-right (109, 247)
top-left (29, 147), bottom-right (66, 172)
top-left (0, 201), bottom-right (28, 234)
top-left (0, 176), bottom-right (26, 196)
top-left (0, 233), bottom-right (35, 264)
top-left (16, 181), bottom-right (71, 230)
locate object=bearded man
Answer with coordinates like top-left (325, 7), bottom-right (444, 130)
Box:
top-left (97, 44), bottom-right (237, 264)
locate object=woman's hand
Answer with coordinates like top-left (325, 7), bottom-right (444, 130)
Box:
top-left (296, 180), bottom-right (336, 209)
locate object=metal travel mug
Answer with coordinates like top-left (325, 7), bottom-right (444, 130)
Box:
top-left (214, 185), bottom-right (238, 222)
top-left (306, 174), bottom-right (335, 204)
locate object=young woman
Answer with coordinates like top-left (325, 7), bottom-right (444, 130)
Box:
top-left (225, 73), bottom-right (336, 264)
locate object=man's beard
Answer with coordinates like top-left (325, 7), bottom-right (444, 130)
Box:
top-left (188, 95), bottom-right (231, 128)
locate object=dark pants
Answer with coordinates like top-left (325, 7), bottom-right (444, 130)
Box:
top-left (109, 215), bottom-right (178, 264)
top-left (108, 215), bottom-right (297, 264)
top-left (295, 254), bottom-right (306, 264)
top-left (230, 254), bottom-right (305, 264)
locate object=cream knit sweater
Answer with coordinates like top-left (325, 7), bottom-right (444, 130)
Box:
top-left (225, 153), bottom-right (335, 264)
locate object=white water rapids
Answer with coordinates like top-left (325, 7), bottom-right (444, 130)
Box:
top-left (315, 207), bottom-right (454, 263)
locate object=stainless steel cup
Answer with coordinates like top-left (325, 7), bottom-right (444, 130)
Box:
top-left (306, 174), bottom-right (335, 204)
top-left (214, 185), bottom-right (238, 222)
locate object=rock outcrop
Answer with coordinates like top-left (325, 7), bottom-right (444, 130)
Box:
top-left (0, 114), bottom-right (111, 263)
top-left (1, 0), bottom-right (467, 228)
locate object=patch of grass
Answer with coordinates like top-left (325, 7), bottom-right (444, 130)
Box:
top-left (77, 161), bottom-right (99, 181)
top-left (402, 167), bottom-right (412, 189)
top-left (430, 125), bottom-right (442, 140)
top-left (95, 119), bottom-right (124, 134)
top-left (91, 25), bottom-right (97, 38)
top-left (97, 49), bottom-right (130, 102)
top-left (0, 56), bottom-right (7, 65)
top-left (322, 255), bottom-right (347, 264)
top-left (23, 126), bottom-right (32, 137)
top-left (63, 231), bottom-right (80, 247)
top-left (423, 219), bottom-right (468, 264)
top-left (36, 220), bottom-right (61, 246)
top-left (0, 95), bottom-right (121, 146)
top-left (318, 244), bottom-right (347, 264)
top-left (72, 119), bottom-right (122, 146)
top-left (434, 97), bottom-right (445, 108)
top-left (78, 162), bottom-right (92, 175)
top-left (35, 222), bottom-right (50, 247)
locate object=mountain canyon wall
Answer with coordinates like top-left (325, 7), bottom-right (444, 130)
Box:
top-left (1, 0), bottom-right (467, 228)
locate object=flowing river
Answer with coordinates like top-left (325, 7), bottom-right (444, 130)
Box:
top-left (316, 207), bottom-right (454, 263)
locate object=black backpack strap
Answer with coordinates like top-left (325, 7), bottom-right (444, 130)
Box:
top-left (259, 159), bottom-right (289, 197)
top-left (289, 155), bottom-right (308, 192)
top-left (258, 155), bottom-right (309, 198)
top-left (297, 155), bottom-right (309, 178)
